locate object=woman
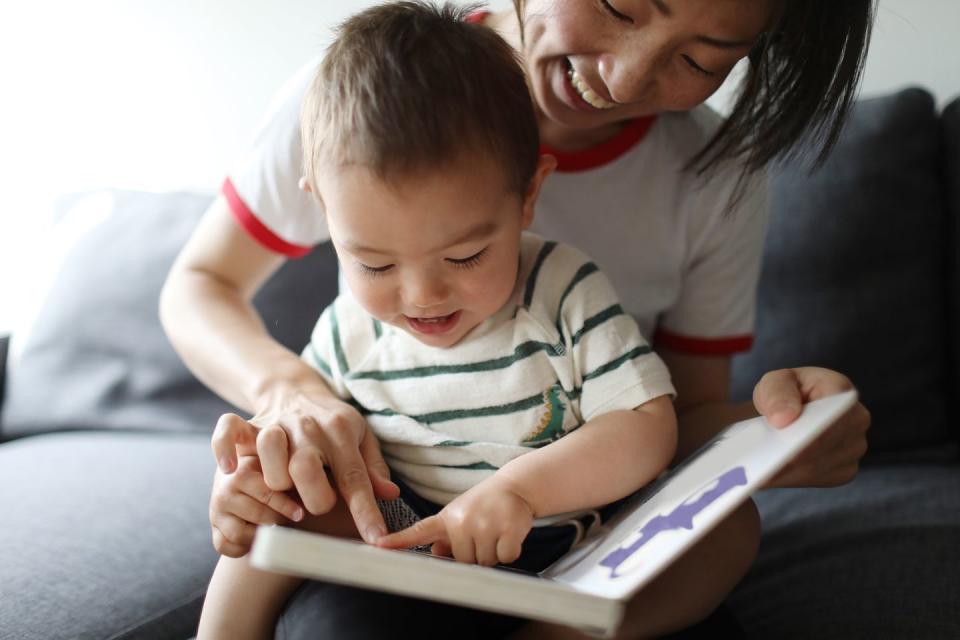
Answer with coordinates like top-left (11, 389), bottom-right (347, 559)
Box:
top-left (160, 1), bottom-right (874, 637)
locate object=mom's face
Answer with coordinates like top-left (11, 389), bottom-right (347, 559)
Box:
top-left (518, 0), bottom-right (777, 129)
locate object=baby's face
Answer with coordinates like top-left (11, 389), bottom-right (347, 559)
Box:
top-left (315, 156), bottom-right (538, 348)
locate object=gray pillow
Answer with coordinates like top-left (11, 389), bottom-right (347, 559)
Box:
top-left (1, 190), bottom-right (339, 440)
top-left (731, 88), bottom-right (952, 457)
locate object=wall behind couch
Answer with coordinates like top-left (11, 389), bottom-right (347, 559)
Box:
top-left (1, 0), bottom-right (958, 334)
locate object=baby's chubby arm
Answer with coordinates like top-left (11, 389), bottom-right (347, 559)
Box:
top-left (493, 394), bottom-right (677, 518)
top-left (377, 395), bottom-right (677, 565)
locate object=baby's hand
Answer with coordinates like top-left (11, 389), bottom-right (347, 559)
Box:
top-left (209, 455), bottom-right (305, 557)
top-left (377, 478), bottom-right (534, 566)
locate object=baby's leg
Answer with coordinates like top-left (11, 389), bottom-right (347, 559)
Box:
top-left (510, 499), bottom-right (761, 640)
top-left (197, 497), bottom-right (362, 640)
top-left (197, 554), bottom-right (303, 640)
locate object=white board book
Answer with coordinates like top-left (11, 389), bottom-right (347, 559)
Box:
top-left (251, 390), bottom-right (858, 637)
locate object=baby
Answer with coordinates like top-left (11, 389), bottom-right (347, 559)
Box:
top-left (198, 2), bottom-right (677, 638)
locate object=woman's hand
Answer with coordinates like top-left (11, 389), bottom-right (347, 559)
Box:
top-left (377, 478), bottom-right (535, 567)
top-left (754, 366), bottom-right (870, 489)
top-left (209, 455), bottom-right (305, 557)
top-left (211, 387), bottom-right (399, 544)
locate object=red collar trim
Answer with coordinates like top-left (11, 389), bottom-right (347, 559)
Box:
top-left (542, 116), bottom-right (657, 173)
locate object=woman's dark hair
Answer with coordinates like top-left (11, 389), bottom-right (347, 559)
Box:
top-left (512, 0), bottom-right (876, 175)
top-left (692, 0), bottom-right (876, 175)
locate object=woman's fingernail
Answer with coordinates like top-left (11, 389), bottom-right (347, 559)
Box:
top-left (770, 409), bottom-right (795, 427)
top-left (366, 525), bottom-right (386, 542)
top-left (292, 507), bottom-right (304, 522)
top-left (219, 456), bottom-right (234, 472)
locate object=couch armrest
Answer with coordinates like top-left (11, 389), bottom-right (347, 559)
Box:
top-left (0, 333), bottom-right (8, 414)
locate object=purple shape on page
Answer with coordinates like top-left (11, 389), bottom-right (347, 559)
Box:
top-left (599, 466), bottom-right (748, 578)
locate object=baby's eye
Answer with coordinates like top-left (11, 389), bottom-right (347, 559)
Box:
top-left (446, 247), bottom-right (488, 269)
top-left (357, 262), bottom-right (394, 277)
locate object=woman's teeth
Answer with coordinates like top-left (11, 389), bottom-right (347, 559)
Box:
top-left (568, 67), bottom-right (617, 110)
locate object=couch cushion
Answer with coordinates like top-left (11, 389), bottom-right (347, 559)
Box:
top-left (731, 88), bottom-right (952, 457)
top-left (1, 190), bottom-right (339, 440)
top-left (729, 464), bottom-right (960, 638)
top-left (0, 431), bottom-right (217, 640)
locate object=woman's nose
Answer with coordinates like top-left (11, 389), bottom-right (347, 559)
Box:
top-left (599, 35), bottom-right (663, 104)
top-left (599, 54), bottom-right (654, 104)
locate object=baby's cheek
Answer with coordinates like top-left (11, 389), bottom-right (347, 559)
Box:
top-left (474, 264), bottom-right (519, 311)
top-left (345, 276), bottom-right (394, 320)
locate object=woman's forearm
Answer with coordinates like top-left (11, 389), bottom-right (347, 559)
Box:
top-left (160, 267), bottom-right (331, 414)
top-left (493, 396), bottom-right (677, 518)
top-left (159, 200), bottom-right (336, 415)
top-left (673, 399), bottom-right (757, 463)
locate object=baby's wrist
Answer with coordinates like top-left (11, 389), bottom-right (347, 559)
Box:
top-left (486, 471), bottom-right (537, 518)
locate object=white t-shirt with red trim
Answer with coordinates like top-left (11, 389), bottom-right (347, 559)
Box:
top-left (224, 59), bottom-right (767, 356)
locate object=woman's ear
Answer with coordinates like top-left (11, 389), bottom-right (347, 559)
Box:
top-left (520, 154), bottom-right (557, 230)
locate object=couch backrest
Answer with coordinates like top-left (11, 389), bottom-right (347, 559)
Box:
top-left (731, 88), bottom-right (956, 459)
top-left (944, 97), bottom-right (960, 438)
top-left (0, 190), bottom-right (340, 440)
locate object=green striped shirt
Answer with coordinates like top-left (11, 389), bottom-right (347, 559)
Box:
top-left (302, 234), bottom-right (674, 504)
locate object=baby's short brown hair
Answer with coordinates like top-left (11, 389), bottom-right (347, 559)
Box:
top-left (301, 1), bottom-right (539, 197)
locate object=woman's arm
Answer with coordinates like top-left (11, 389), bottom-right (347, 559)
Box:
top-left (159, 199), bottom-right (397, 544)
top-left (160, 195), bottom-right (309, 412)
top-left (659, 348), bottom-right (870, 489)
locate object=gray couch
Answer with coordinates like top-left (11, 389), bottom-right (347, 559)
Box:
top-left (1, 87), bottom-right (957, 639)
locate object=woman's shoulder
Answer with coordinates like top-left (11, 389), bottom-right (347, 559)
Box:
top-left (251, 57), bottom-right (322, 132)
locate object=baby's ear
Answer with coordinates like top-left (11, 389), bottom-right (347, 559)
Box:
top-left (520, 154), bottom-right (557, 229)
top-left (298, 176), bottom-right (313, 193)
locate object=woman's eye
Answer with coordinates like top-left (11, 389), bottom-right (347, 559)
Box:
top-left (446, 248), bottom-right (488, 269)
top-left (600, 0), bottom-right (633, 23)
top-left (357, 263), bottom-right (393, 277)
top-left (682, 54), bottom-right (716, 77)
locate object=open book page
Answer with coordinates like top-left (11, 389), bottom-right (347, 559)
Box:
top-left (542, 390), bottom-right (859, 600)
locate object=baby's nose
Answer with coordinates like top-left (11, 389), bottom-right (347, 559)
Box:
top-left (404, 274), bottom-right (448, 309)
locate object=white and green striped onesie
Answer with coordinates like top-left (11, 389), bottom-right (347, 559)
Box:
top-left (302, 233), bottom-right (675, 505)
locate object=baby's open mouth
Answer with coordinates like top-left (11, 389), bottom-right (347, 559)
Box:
top-left (406, 311), bottom-right (461, 335)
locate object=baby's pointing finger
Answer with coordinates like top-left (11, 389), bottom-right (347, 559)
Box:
top-left (377, 516), bottom-right (445, 550)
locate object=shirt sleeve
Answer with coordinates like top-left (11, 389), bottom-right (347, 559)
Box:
top-left (550, 244), bottom-right (676, 422)
top-left (656, 168), bottom-right (769, 355)
top-left (223, 58), bottom-right (330, 257)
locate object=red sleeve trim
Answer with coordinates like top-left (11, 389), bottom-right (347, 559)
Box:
top-left (542, 116), bottom-right (656, 172)
top-left (221, 178), bottom-right (312, 258)
top-left (654, 328), bottom-right (753, 355)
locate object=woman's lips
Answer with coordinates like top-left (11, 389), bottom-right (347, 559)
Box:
top-left (406, 311), bottom-right (461, 335)
top-left (559, 59), bottom-right (615, 112)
